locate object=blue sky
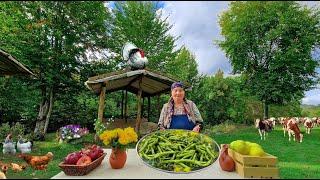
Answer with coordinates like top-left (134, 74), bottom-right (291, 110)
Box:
top-left (107, 1), bottom-right (320, 105)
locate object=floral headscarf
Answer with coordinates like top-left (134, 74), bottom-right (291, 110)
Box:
top-left (171, 81), bottom-right (184, 90)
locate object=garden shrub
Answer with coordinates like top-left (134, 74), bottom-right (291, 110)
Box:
top-left (0, 122), bottom-right (27, 142)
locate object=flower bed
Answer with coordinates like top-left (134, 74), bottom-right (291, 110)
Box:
top-left (58, 125), bottom-right (89, 144)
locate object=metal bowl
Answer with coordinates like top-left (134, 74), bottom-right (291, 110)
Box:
top-left (136, 129), bottom-right (220, 174)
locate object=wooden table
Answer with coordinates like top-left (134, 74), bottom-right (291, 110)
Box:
top-left (52, 149), bottom-right (242, 179)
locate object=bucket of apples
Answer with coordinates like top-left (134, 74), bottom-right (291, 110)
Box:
top-left (59, 145), bottom-right (106, 176)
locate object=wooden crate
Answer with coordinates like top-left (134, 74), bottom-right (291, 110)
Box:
top-left (223, 144), bottom-right (279, 179)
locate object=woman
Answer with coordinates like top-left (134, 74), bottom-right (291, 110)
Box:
top-left (158, 81), bottom-right (203, 132)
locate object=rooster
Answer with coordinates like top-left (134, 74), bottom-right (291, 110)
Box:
top-left (18, 152), bottom-right (53, 170)
top-left (122, 42), bottom-right (148, 70)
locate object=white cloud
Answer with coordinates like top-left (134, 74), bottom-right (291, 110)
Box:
top-left (160, 1), bottom-right (231, 75)
top-left (302, 89), bottom-right (320, 105)
top-left (160, 1), bottom-right (320, 105)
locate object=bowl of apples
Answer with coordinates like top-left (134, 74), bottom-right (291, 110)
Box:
top-left (59, 145), bottom-right (106, 176)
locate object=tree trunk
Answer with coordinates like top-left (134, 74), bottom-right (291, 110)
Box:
top-left (263, 101), bottom-right (269, 120)
top-left (44, 88), bottom-right (54, 134)
top-left (34, 86), bottom-right (54, 140)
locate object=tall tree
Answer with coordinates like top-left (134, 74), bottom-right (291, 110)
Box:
top-left (217, 1), bottom-right (320, 119)
top-left (167, 46), bottom-right (199, 85)
top-left (106, 1), bottom-right (179, 73)
top-left (0, 2), bottom-right (111, 139)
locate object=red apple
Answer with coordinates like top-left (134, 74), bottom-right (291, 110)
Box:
top-left (64, 152), bottom-right (82, 165)
top-left (76, 155), bottom-right (92, 165)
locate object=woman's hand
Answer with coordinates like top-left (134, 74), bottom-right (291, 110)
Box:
top-left (192, 125), bottom-right (200, 132)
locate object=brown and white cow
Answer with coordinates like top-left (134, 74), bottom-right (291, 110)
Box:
top-left (304, 117), bottom-right (313, 134)
top-left (312, 117), bottom-right (320, 127)
top-left (255, 118), bottom-right (273, 140)
top-left (283, 118), bottom-right (303, 143)
top-left (268, 117), bottom-right (276, 126)
top-left (317, 117), bottom-right (320, 127)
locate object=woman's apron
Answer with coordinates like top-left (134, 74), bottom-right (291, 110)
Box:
top-left (169, 114), bottom-right (195, 130)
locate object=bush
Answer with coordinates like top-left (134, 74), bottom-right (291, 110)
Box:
top-left (0, 122), bottom-right (27, 142)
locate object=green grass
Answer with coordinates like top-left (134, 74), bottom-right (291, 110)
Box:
top-left (207, 123), bottom-right (320, 179)
top-left (1, 124), bottom-right (319, 179)
top-left (0, 133), bottom-right (99, 179)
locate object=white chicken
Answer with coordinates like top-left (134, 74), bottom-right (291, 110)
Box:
top-left (17, 135), bottom-right (32, 154)
top-left (122, 42), bottom-right (148, 70)
top-left (2, 134), bottom-right (16, 155)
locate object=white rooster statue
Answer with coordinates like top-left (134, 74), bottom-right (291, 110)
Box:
top-left (17, 135), bottom-right (32, 154)
top-left (2, 134), bottom-right (16, 155)
top-left (122, 42), bottom-right (148, 70)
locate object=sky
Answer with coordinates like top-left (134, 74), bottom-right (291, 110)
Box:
top-left (108, 1), bottom-right (320, 105)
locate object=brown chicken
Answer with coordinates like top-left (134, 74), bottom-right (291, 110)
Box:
top-left (10, 163), bottom-right (25, 172)
top-left (18, 152), bottom-right (53, 170)
top-left (0, 162), bottom-right (8, 179)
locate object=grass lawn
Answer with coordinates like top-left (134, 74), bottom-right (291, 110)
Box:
top-left (1, 123), bottom-right (319, 179)
top-left (0, 133), bottom-right (100, 179)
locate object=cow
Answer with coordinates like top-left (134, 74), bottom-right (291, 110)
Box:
top-left (279, 117), bottom-right (288, 125)
top-left (283, 118), bottom-right (303, 143)
top-left (317, 117), bottom-right (320, 127)
top-left (312, 117), bottom-right (320, 127)
top-left (255, 118), bottom-right (273, 140)
top-left (304, 117), bottom-right (313, 134)
top-left (268, 117), bottom-right (276, 126)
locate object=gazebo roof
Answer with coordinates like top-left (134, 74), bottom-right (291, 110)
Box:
top-left (0, 49), bottom-right (34, 76)
top-left (85, 68), bottom-right (190, 97)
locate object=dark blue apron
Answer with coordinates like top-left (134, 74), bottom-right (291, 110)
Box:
top-left (169, 114), bottom-right (195, 130)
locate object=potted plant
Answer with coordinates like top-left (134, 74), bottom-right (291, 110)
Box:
top-left (98, 127), bottom-right (138, 169)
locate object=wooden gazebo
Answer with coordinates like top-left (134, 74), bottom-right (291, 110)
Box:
top-left (85, 68), bottom-right (190, 133)
top-left (0, 49), bottom-right (34, 76)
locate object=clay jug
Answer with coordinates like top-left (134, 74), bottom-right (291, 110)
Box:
top-left (109, 148), bottom-right (127, 169)
top-left (219, 144), bottom-right (235, 172)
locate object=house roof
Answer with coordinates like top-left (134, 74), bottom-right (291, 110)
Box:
top-left (85, 68), bottom-right (191, 97)
top-left (0, 49), bottom-right (34, 76)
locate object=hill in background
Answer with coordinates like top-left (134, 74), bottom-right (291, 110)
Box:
top-left (301, 104), bottom-right (320, 117)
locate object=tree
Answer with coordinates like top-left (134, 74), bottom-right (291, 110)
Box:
top-left (192, 69), bottom-right (234, 125)
top-left (217, 1), bottom-right (320, 119)
top-left (106, 1), bottom-right (179, 73)
top-left (167, 46), bottom-right (199, 85)
top-left (0, 2), bottom-right (111, 139)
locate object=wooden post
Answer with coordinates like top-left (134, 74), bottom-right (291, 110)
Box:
top-left (125, 90), bottom-right (128, 123)
top-left (141, 97), bottom-right (145, 119)
top-left (135, 78), bottom-right (143, 134)
top-left (96, 83), bottom-right (106, 142)
top-left (121, 90), bottom-right (124, 118)
top-left (147, 96), bottom-right (151, 121)
top-left (98, 84), bottom-right (107, 122)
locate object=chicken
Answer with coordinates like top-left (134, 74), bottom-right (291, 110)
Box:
top-left (122, 42), bottom-right (148, 70)
top-left (17, 135), bottom-right (33, 154)
top-left (0, 163), bottom-right (8, 179)
top-left (2, 134), bottom-right (16, 155)
top-left (10, 163), bottom-right (25, 172)
top-left (0, 171), bottom-right (6, 179)
top-left (0, 161), bottom-right (9, 174)
top-left (18, 152), bottom-right (53, 170)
